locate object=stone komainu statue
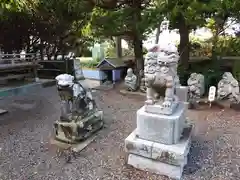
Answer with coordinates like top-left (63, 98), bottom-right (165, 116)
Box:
top-left (144, 43), bottom-right (180, 115)
top-left (54, 74), bottom-right (103, 143)
top-left (187, 73), bottom-right (205, 104)
top-left (217, 72), bottom-right (240, 104)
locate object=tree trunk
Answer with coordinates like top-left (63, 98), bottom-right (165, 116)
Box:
top-left (177, 15), bottom-right (190, 85)
top-left (132, 0), bottom-right (144, 88)
top-left (116, 36), bottom-right (122, 58)
top-left (155, 24), bottom-right (161, 44)
top-left (179, 19), bottom-right (190, 70)
top-left (133, 34), bottom-right (144, 87)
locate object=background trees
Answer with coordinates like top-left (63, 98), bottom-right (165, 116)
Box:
top-left (89, 0), bottom-right (164, 86)
top-left (0, 0), bottom-right (94, 59)
top-left (0, 0), bottom-right (240, 83)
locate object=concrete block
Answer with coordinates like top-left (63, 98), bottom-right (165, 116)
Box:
top-left (176, 86), bottom-right (188, 102)
top-left (127, 154), bottom-right (183, 180)
top-left (136, 103), bottom-right (185, 145)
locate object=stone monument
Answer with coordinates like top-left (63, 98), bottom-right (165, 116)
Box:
top-left (217, 72), bottom-right (240, 104)
top-left (124, 68), bottom-right (137, 91)
top-left (124, 43), bottom-right (193, 180)
top-left (54, 74), bottom-right (103, 143)
top-left (187, 73), bottom-right (205, 107)
top-left (73, 58), bottom-right (85, 81)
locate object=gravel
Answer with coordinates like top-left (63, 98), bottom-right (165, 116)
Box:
top-left (0, 86), bottom-right (240, 180)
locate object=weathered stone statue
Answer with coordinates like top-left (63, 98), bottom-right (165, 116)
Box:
top-left (124, 42), bottom-right (193, 180)
top-left (54, 74), bottom-right (103, 143)
top-left (187, 73), bottom-right (205, 105)
top-left (124, 68), bottom-right (137, 91)
top-left (217, 72), bottom-right (240, 104)
top-left (73, 58), bottom-right (85, 81)
top-left (139, 69), bottom-right (146, 93)
top-left (144, 43), bottom-right (180, 115)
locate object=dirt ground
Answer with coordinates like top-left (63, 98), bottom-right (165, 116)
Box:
top-left (0, 86), bottom-right (240, 180)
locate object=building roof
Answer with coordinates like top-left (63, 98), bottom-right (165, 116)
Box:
top-left (96, 58), bottom-right (126, 69)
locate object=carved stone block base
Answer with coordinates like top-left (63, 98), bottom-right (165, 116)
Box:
top-left (125, 126), bottom-right (192, 180)
top-left (127, 154), bottom-right (183, 180)
top-left (54, 111), bottom-right (103, 144)
top-left (137, 103), bottom-right (186, 145)
top-left (50, 135), bottom-right (96, 153)
top-left (145, 100), bottom-right (178, 115)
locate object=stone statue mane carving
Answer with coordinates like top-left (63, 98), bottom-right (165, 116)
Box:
top-left (217, 72), bottom-right (240, 104)
top-left (54, 74), bottom-right (103, 143)
top-left (187, 73), bottom-right (205, 105)
top-left (144, 43), bottom-right (180, 115)
top-left (125, 68), bottom-right (137, 91)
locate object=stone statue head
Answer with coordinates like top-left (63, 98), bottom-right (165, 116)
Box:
top-left (56, 74), bottom-right (74, 87)
top-left (157, 43), bottom-right (179, 65)
top-left (127, 68), bottom-right (133, 76)
top-left (222, 72), bottom-right (233, 80)
top-left (190, 73), bottom-right (198, 80)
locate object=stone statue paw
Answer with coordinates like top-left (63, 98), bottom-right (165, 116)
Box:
top-left (162, 100), bottom-right (172, 108)
top-left (145, 99), bottom-right (154, 105)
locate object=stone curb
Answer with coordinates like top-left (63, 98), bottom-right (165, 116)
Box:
top-left (0, 82), bottom-right (43, 98)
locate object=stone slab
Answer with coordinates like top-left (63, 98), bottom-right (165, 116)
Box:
top-left (50, 135), bottom-right (96, 153)
top-left (127, 154), bottom-right (183, 180)
top-left (136, 103), bottom-right (185, 145)
top-left (54, 110), bottom-right (103, 143)
top-left (125, 126), bottom-right (192, 167)
top-left (0, 82), bottom-right (42, 98)
top-left (176, 86), bottom-right (188, 102)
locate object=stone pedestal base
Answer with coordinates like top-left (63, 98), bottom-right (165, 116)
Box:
top-left (145, 102), bottom-right (178, 115)
top-left (176, 86), bottom-right (188, 102)
top-left (137, 103), bottom-right (186, 145)
top-left (125, 126), bottom-right (193, 180)
top-left (54, 110), bottom-right (103, 144)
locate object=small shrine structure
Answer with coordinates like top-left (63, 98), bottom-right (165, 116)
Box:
top-left (96, 57), bottom-right (127, 83)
